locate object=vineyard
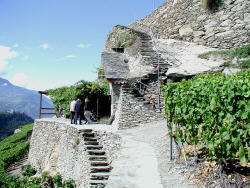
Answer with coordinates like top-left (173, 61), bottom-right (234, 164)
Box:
top-left (0, 123), bottom-right (33, 174)
top-left (163, 69), bottom-right (249, 166)
top-left (47, 79), bottom-right (109, 117)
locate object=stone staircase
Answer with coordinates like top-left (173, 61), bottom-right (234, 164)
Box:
top-left (138, 32), bottom-right (169, 74)
top-left (79, 129), bottom-right (112, 188)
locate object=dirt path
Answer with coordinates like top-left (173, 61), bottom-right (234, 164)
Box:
top-left (106, 120), bottom-right (195, 188)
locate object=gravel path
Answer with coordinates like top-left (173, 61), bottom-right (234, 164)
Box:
top-left (106, 120), bottom-right (195, 188)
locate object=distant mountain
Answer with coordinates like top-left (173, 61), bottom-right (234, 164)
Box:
top-left (0, 112), bottom-right (33, 141)
top-left (0, 77), bottom-right (54, 119)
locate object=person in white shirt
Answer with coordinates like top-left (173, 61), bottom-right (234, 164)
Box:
top-left (70, 98), bottom-right (77, 124)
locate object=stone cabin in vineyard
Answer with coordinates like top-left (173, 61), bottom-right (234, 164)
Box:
top-left (101, 25), bottom-right (171, 128)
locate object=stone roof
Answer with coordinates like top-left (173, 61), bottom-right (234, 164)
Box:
top-left (101, 52), bottom-right (129, 81)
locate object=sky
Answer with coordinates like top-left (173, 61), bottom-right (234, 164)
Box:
top-left (0, 0), bottom-right (166, 91)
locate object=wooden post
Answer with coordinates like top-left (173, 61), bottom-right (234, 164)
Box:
top-left (39, 92), bottom-right (42, 119)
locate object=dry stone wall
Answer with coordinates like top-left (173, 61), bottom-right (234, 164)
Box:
top-left (116, 86), bottom-right (165, 129)
top-left (28, 118), bottom-right (121, 187)
top-left (28, 119), bottom-right (89, 187)
top-left (143, 81), bottom-right (165, 112)
top-left (129, 0), bottom-right (249, 49)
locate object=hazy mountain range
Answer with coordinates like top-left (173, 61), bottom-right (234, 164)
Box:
top-left (0, 77), bottom-right (54, 119)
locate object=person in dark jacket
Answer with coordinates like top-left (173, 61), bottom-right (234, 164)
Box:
top-left (84, 97), bottom-right (92, 124)
top-left (74, 99), bottom-right (82, 125)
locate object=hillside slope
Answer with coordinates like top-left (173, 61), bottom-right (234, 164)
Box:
top-left (0, 112), bottom-right (33, 141)
top-left (0, 77), bottom-right (53, 119)
top-left (129, 0), bottom-right (249, 49)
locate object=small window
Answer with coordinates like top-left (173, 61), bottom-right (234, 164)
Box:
top-left (112, 47), bottom-right (124, 53)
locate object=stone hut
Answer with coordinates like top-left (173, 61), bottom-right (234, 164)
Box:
top-left (101, 25), bottom-right (169, 128)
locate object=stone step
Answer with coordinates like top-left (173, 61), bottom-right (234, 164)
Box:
top-left (90, 173), bottom-right (109, 180)
top-left (142, 54), bottom-right (163, 57)
top-left (140, 36), bottom-right (151, 39)
top-left (88, 151), bottom-right (106, 155)
top-left (85, 141), bottom-right (99, 145)
top-left (90, 186), bottom-right (105, 188)
top-left (122, 88), bottom-right (134, 91)
top-left (82, 133), bottom-right (95, 137)
top-left (141, 40), bottom-right (152, 43)
top-left (141, 53), bottom-right (157, 56)
top-left (87, 145), bottom-right (103, 150)
top-left (89, 180), bottom-right (107, 187)
top-left (91, 162), bottom-right (109, 166)
top-left (144, 59), bottom-right (165, 63)
top-left (140, 50), bottom-right (155, 53)
top-left (90, 167), bottom-right (111, 173)
top-left (89, 156), bottom-right (108, 161)
top-left (141, 43), bottom-right (153, 46)
top-left (84, 137), bottom-right (98, 142)
top-left (143, 56), bottom-right (164, 59)
top-left (140, 45), bottom-right (153, 48)
top-left (152, 62), bottom-right (168, 65)
top-left (78, 129), bottom-right (93, 133)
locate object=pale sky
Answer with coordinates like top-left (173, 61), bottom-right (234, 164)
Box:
top-left (0, 0), bottom-right (166, 91)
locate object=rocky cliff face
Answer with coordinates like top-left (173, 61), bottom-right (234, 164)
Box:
top-left (129, 0), bottom-right (249, 49)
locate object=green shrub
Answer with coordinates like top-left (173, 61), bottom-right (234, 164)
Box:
top-left (114, 33), bottom-right (138, 48)
top-left (0, 171), bottom-right (74, 187)
top-left (22, 166), bottom-right (36, 177)
top-left (63, 179), bottom-right (76, 188)
top-left (240, 59), bottom-right (250, 69)
top-left (47, 80), bottom-right (109, 116)
top-left (41, 171), bottom-right (48, 182)
top-left (163, 69), bottom-right (250, 165)
top-left (53, 172), bottom-right (63, 188)
top-left (31, 177), bottom-right (41, 185)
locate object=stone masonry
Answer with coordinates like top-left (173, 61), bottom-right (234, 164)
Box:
top-left (129, 0), bottom-right (249, 49)
top-left (117, 83), bottom-right (165, 129)
top-left (28, 118), bottom-right (121, 187)
top-left (102, 25), bottom-right (168, 129)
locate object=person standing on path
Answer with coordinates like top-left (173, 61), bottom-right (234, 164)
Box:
top-left (70, 98), bottom-right (77, 124)
top-left (84, 97), bottom-right (92, 124)
top-left (75, 99), bottom-right (82, 125)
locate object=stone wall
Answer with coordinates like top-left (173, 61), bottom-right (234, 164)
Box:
top-left (94, 131), bottom-right (121, 163)
top-left (110, 83), bottom-right (121, 116)
top-left (115, 84), bottom-right (165, 129)
top-left (28, 118), bottom-right (121, 187)
top-left (129, 0), bottom-right (249, 49)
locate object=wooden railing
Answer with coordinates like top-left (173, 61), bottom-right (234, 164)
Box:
top-left (38, 91), bottom-right (56, 119)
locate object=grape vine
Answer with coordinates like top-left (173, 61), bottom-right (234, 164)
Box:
top-left (163, 69), bottom-right (249, 165)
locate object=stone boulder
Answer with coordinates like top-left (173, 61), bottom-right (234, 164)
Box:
top-left (154, 39), bottom-right (225, 77)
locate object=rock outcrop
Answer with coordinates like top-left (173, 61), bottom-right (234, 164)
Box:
top-left (129, 0), bottom-right (249, 49)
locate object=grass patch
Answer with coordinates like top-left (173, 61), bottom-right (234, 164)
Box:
top-left (198, 44), bottom-right (250, 69)
top-left (114, 33), bottom-right (139, 48)
top-left (240, 59), bottom-right (250, 69)
top-left (198, 44), bottom-right (250, 60)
